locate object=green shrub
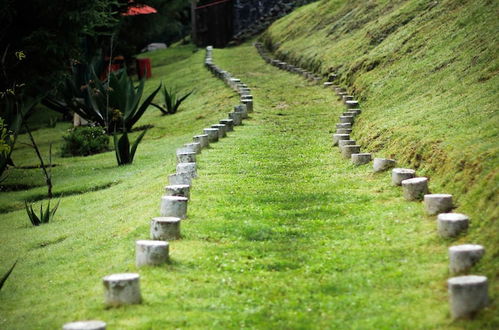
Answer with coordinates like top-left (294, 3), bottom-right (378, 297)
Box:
top-left (61, 126), bottom-right (109, 157)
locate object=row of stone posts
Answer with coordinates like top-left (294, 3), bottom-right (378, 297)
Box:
top-left (254, 42), bottom-right (489, 321)
top-left (62, 46), bottom-right (254, 330)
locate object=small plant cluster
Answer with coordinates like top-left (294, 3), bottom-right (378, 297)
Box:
top-left (151, 85), bottom-right (193, 115)
top-left (24, 199), bottom-right (61, 226)
top-left (61, 126), bottom-right (109, 157)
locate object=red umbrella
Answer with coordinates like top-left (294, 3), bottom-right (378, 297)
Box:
top-left (122, 1), bottom-right (157, 16)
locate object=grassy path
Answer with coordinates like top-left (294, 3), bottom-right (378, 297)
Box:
top-left (1, 43), bottom-right (493, 329)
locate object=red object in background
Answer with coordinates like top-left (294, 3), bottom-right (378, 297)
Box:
top-left (137, 58), bottom-right (152, 79)
top-left (122, 1), bottom-right (157, 16)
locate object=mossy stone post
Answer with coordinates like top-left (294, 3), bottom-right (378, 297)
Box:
top-left (337, 128), bottom-right (353, 134)
top-left (346, 100), bottom-right (359, 109)
top-left (342, 95), bottom-right (354, 103)
top-left (220, 119), bottom-right (234, 131)
top-left (437, 213), bottom-right (469, 238)
top-left (339, 115), bottom-right (354, 124)
top-left (193, 134), bottom-right (209, 149)
top-left (351, 153), bottom-right (372, 165)
top-left (332, 133), bottom-right (350, 146)
top-left (346, 109), bottom-right (361, 116)
top-left (151, 216), bottom-right (181, 240)
top-left (235, 104), bottom-right (248, 119)
top-left (391, 168), bottom-right (416, 186)
top-left (323, 82), bottom-right (334, 88)
top-left (241, 99), bottom-right (253, 113)
top-left (338, 139), bottom-right (356, 148)
top-left (229, 111), bottom-right (243, 126)
top-left (160, 195), bottom-right (188, 219)
top-left (373, 158), bottom-right (396, 172)
top-left (135, 240), bottom-right (169, 267)
top-left (176, 151), bottom-right (196, 164)
top-left (424, 194), bottom-right (453, 215)
top-left (336, 123), bottom-right (352, 129)
top-left (177, 162), bottom-right (197, 178)
top-left (184, 142), bottom-right (201, 154)
top-left (448, 276), bottom-right (488, 319)
top-left (103, 273), bottom-right (141, 307)
top-left (341, 145), bottom-right (361, 159)
top-left (165, 184), bottom-right (190, 199)
top-left (212, 124), bottom-right (227, 138)
top-left (449, 244), bottom-right (485, 274)
top-left (203, 128), bottom-right (219, 143)
top-left (63, 321), bottom-right (107, 330)
top-left (168, 173), bottom-right (191, 185)
top-left (401, 177), bottom-right (429, 201)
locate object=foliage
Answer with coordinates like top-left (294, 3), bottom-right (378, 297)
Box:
top-left (113, 130), bottom-right (147, 166)
top-left (151, 85), bottom-right (193, 115)
top-left (0, 260), bottom-right (17, 291)
top-left (61, 126), bottom-right (110, 157)
top-left (24, 199), bottom-right (61, 226)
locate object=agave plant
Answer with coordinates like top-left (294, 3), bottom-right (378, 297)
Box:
top-left (0, 260), bottom-right (17, 291)
top-left (151, 85), bottom-right (193, 115)
top-left (25, 199), bottom-right (61, 226)
top-left (113, 130), bottom-right (147, 166)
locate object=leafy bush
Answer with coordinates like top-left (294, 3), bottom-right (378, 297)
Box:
top-left (113, 130), bottom-right (147, 166)
top-left (25, 199), bottom-right (61, 226)
top-left (151, 85), bottom-right (193, 115)
top-left (61, 126), bottom-right (109, 157)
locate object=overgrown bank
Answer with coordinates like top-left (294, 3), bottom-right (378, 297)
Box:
top-left (262, 0), bottom-right (498, 273)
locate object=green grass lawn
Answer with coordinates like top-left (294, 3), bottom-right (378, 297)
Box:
top-left (0, 40), bottom-right (496, 328)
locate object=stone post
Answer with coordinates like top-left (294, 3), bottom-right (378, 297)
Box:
top-left (136, 240), bottom-right (169, 267)
top-left (437, 213), bottom-right (469, 238)
top-left (103, 273), bottom-right (141, 307)
top-left (401, 177), bottom-right (429, 201)
top-left (160, 195), bottom-right (188, 219)
top-left (150, 217), bottom-right (181, 240)
top-left (449, 244), bottom-right (485, 274)
top-left (424, 194), bottom-right (453, 215)
top-left (448, 275), bottom-right (488, 319)
top-left (391, 168), bottom-right (416, 186)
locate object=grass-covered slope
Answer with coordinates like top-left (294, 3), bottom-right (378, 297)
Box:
top-left (263, 0), bottom-right (498, 270)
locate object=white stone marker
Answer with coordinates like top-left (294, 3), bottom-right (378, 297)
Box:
top-left (211, 124), bottom-right (227, 138)
top-left (351, 153), bottom-right (372, 165)
top-left (151, 216), bottom-right (181, 240)
top-left (176, 151), bottom-right (196, 163)
top-left (103, 273), bottom-right (141, 307)
top-left (193, 134), bottom-right (209, 149)
top-left (323, 82), bottom-right (334, 88)
top-left (168, 173), bottom-right (192, 185)
top-left (346, 109), bottom-right (361, 116)
top-left (341, 145), bottom-right (361, 159)
top-left (424, 194), bottom-right (453, 215)
top-left (235, 104), bottom-right (248, 119)
top-left (437, 213), bottom-right (469, 238)
top-left (63, 320), bottom-right (106, 330)
top-left (337, 128), bottom-right (353, 134)
top-left (449, 244), bottom-right (485, 274)
top-left (165, 184), bottom-right (190, 199)
top-left (241, 94), bottom-right (253, 100)
top-left (203, 128), bottom-right (219, 143)
top-left (160, 195), bottom-right (188, 219)
top-left (136, 240), bottom-right (169, 267)
top-left (346, 100), bottom-right (359, 109)
top-left (177, 162), bottom-right (197, 178)
top-left (332, 133), bottom-right (350, 146)
top-left (336, 123), bottom-right (352, 129)
top-left (342, 95), bottom-right (354, 103)
top-left (391, 168), bottom-right (416, 186)
top-left (338, 139), bottom-right (356, 148)
top-left (184, 142), bottom-right (201, 154)
top-left (448, 275), bottom-right (488, 319)
top-left (229, 111), bottom-right (243, 126)
top-left (373, 158), bottom-right (396, 172)
top-left (220, 119), bottom-right (234, 131)
top-left (401, 177), bottom-right (429, 201)
top-left (339, 115), bottom-right (354, 124)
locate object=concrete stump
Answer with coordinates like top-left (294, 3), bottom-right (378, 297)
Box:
top-left (63, 321), bottom-right (106, 330)
top-left (241, 94), bottom-right (253, 100)
top-left (229, 111), bottom-right (243, 126)
top-left (373, 158), bottom-right (396, 172)
top-left (346, 109), bottom-right (362, 116)
top-left (337, 128), bottom-right (353, 134)
top-left (392, 168), bottom-right (416, 186)
top-left (339, 115), bottom-right (354, 124)
top-left (177, 162), bottom-right (197, 178)
top-left (211, 124), bottom-right (227, 138)
top-left (346, 100), bottom-right (359, 109)
top-left (448, 275), bottom-right (488, 319)
top-left (235, 105), bottom-right (248, 119)
top-left (168, 173), bottom-right (191, 185)
top-left (220, 119), bottom-right (234, 131)
top-left (176, 151), bottom-right (196, 163)
top-left (342, 95), bottom-right (354, 103)
top-left (424, 194), bottom-right (453, 215)
top-left (160, 195), bottom-right (188, 219)
top-left (323, 82), bottom-right (334, 88)
top-left (341, 145), bottom-right (361, 159)
top-left (203, 128), bottom-right (219, 143)
top-left (183, 142), bottom-right (201, 154)
top-left (449, 244), bottom-right (485, 274)
top-left (193, 134), bottom-right (209, 149)
top-left (165, 184), bottom-right (190, 199)
top-left (241, 99), bottom-right (253, 113)
top-left (337, 92), bottom-right (348, 100)
top-left (437, 213), bottom-right (469, 238)
top-left (103, 273), bottom-right (141, 307)
top-left (351, 153), bottom-right (372, 165)
top-left (332, 133), bottom-right (350, 146)
top-left (151, 216), bottom-right (181, 240)
top-left (336, 123), bottom-right (352, 129)
top-left (401, 177), bottom-right (429, 201)
top-left (338, 139), bottom-right (356, 148)
top-left (136, 240), bottom-right (169, 267)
